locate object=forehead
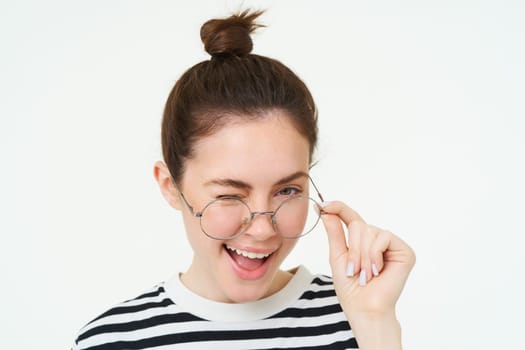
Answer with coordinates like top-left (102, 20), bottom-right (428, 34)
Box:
top-left (183, 112), bottom-right (310, 187)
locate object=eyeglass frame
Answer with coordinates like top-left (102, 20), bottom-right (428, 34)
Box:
top-left (177, 175), bottom-right (325, 240)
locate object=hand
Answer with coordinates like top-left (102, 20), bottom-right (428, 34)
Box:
top-left (319, 201), bottom-right (415, 321)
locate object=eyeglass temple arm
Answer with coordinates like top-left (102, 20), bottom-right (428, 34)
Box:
top-left (308, 175), bottom-right (325, 202)
top-left (176, 187), bottom-right (202, 218)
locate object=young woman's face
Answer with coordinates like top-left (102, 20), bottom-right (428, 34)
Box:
top-left (176, 110), bottom-right (311, 303)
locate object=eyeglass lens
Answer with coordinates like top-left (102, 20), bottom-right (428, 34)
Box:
top-left (199, 196), bottom-right (321, 239)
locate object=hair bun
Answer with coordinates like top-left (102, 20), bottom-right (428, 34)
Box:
top-left (200, 9), bottom-right (264, 58)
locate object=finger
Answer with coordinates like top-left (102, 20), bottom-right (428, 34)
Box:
top-left (384, 233), bottom-right (417, 270)
top-left (320, 201), bottom-right (366, 226)
top-left (369, 228), bottom-right (390, 275)
top-left (371, 233), bottom-right (416, 304)
top-left (358, 225), bottom-right (379, 285)
top-left (320, 212), bottom-right (348, 274)
top-left (320, 201), bottom-right (366, 278)
top-left (371, 230), bottom-right (416, 279)
top-left (346, 220), bottom-right (366, 277)
top-left (347, 220), bottom-right (367, 278)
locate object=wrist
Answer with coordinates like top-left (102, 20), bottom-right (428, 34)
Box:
top-left (348, 311), bottom-right (402, 350)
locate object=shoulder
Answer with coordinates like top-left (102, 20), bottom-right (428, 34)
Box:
top-left (277, 270), bottom-right (342, 316)
top-left (265, 270), bottom-right (358, 348)
top-left (73, 282), bottom-right (200, 350)
top-left (293, 266), bottom-right (337, 296)
top-left (308, 273), bottom-right (336, 289)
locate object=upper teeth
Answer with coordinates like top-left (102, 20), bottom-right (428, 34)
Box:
top-left (226, 245), bottom-right (271, 259)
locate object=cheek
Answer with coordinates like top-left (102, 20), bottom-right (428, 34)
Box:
top-left (181, 212), bottom-right (224, 255)
top-left (279, 239), bottom-right (299, 256)
top-left (181, 213), bottom-right (205, 246)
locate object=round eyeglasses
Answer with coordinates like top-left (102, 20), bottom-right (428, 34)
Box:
top-left (178, 176), bottom-right (325, 240)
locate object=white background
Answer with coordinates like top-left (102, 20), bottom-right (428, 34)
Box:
top-left (1, 0), bottom-right (524, 349)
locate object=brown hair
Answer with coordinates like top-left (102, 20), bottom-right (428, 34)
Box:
top-left (162, 9), bottom-right (318, 184)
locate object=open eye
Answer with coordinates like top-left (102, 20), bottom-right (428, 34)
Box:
top-left (276, 187), bottom-right (301, 197)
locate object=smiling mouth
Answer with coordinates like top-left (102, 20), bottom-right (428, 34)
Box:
top-left (224, 245), bottom-right (273, 271)
top-left (225, 245), bottom-right (272, 259)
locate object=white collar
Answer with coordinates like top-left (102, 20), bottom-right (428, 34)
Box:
top-left (163, 265), bottom-right (313, 322)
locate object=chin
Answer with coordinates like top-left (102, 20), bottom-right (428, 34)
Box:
top-left (218, 261), bottom-right (278, 303)
top-left (223, 281), bottom-right (271, 303)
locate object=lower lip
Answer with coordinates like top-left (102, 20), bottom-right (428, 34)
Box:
top-left (225, 246), bottom-right (274, 281)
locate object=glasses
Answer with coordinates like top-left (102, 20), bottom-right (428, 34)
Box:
top-left (178, 176), bottom-right (325, 240)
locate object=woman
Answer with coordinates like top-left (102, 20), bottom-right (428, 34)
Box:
top-left (73, 9), bottom-right (415, 350)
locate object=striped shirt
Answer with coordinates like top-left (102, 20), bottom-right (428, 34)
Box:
top-left (73, 266), bottom-right (358, 349)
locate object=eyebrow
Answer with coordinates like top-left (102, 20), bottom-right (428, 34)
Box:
top-left (204, 171), bottom-right (309, 190)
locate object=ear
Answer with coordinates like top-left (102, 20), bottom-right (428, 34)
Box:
top-left (153, 161), bottom-right (183, 210)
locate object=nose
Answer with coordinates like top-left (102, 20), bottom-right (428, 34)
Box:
top-left (244, 211), bottom-right (277, 241)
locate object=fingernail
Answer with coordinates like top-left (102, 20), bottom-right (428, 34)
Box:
top-left (320, 201), bottom-right (332, 207)
top-left (372, 263), bottom-right (379, 277)
top-left (359, 270), bottom-right (367, 286)
top-left (346, 261), bottom-right (355, 277)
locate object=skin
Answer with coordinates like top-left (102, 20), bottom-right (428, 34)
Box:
top-left (155, 111), bottom-right (309, 303)
top-left (154, 109), bottom-right (416, 349)
top-left (320, 203), bottom-right (415, 349)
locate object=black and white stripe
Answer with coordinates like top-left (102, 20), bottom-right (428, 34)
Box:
top-left (73, 268), bottom-right (358, 349)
